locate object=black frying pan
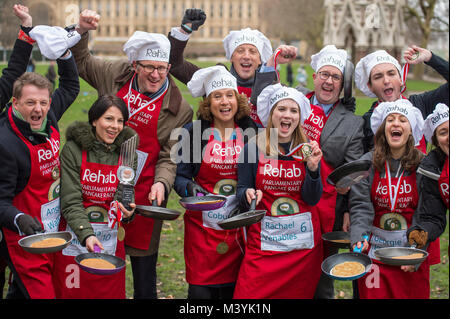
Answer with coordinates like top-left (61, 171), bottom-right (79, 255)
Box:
top-left (136, 200), bottom-right (181, 220)
top-left (217, 198), bottom-right (266, 230)
top-left (322, 231), bottom-right (351, 249)
top-left (327, 160), bottom-right (371, 188)
top-left (321, 252), bottom-right (372, 281)
top-left (75, 245), bottom-right (126, 275)
top-left (18, 231), bottom-right (73, 254)
top-left (179, 194), bottom-right (227, 211)
top-left (343, 59), bottom-right (354, 106)
top-left (373, 246), bottom-right (428, 266)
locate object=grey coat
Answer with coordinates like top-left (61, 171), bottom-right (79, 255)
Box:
top-left (317, 99), bottom-right (365, 230)
top-left (348, 152), bottom-right (420, 246)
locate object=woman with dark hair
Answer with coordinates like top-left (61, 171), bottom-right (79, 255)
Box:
top-left (173, 66), bottom-right (256, 299)
top-left (407, 103), bottom-right (448, 250)
top-left (54, 95), bottom-right (138, 299)
top-left (233, 83), bottom-right (323, 299)
top-left (349, 99), bottom-right (439, 299)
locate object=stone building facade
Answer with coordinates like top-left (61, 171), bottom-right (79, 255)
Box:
top-left (26, 0), bottom-right (266, 56)
top-left (323, 0), bottom-right (406, 63)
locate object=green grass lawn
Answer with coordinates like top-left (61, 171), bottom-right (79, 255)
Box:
top-left (1, 62), bottom-right (447, 299)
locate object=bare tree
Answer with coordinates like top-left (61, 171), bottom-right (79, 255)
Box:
top-left (260, 0), bottom-right (324, 56)
top-left (404, 0), bottom-right (449, 79)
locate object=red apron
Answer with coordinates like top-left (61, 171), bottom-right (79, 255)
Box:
top-left (233, 151), bottom-right (323, 299)
top-left (238, 86), bottom-right (262, 126)
top-left (184, 126), bottom-right (245, 285)
top-left (372, 97), bottom-right (427, 154)
top-left (302, 92), bottom-right (338, 234)
top-left (438, 157), bottom-right (449, 208)
top-left (116, 75), bottom-right (165, 250)
top-left (2, 107), bottom-right (61, 299)
top-left (55, 151), bottom-right (124, 299)
top-left (358, 164), bottom-right (434, 299)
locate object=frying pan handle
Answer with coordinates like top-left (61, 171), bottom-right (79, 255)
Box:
top-left (152, 199), bottom-right (159, 207)
top-left (250, 198), bottom-right (256, 211)
top-left (353, 235), bottom-right (369, 253)
top-left (94, 244), bottom-right (101, 253)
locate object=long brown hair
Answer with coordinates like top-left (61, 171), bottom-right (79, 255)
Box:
top-left (197, 91), bottom-right (250, 122)
top-left (372, 119), bottom-right (423, 172)
top-left (262, 103), bottom-right (309, 156)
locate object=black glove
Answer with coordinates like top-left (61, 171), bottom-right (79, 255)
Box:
top-left (17, 214), bottom-right (43, 236)
top-left (181, 9), bottom-right (206, 33)
top-left (186, 181), bottom-right (208, 197)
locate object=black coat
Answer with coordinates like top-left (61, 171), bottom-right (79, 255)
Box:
top-left (407, 148), bottom-right (448, 244)
top-left (0, 38), bottom-right (33, 110)
top-left (0, 55), bottom-right (79, 232)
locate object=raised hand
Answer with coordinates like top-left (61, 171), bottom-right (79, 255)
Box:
top-left (403, 45), bottom-right (432, 64)
top-left (77, 9), bottom-right (101, 34)
top-left (13, 4), bottom-right (32, 27)
top-left (181, 8), bottom-right (206, 33)
top-left (267, 45), bottom-right (298, 67)
top-left (305, 140), bottom-right (322, 172)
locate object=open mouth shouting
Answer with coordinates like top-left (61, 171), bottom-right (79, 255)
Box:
top-left (280, 120), bottom-right (292, 134)
top-left (390, 129), bottom-right (403, 141)
top-left (30, 113), bottom-right (43, 129)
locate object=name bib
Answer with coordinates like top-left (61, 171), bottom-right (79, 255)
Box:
top-left (202, 194), bottom-right (238, 231)
top-left (369, 226), bottom-right (408, 259)
top-left (62, 223), bottom-right (118, 256)
top-left (260, 212), bottom-right (314, 252)
top-left (40, 198), bottom-right (60, 233)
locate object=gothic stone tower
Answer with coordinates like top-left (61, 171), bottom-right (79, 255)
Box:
top-left (323, 0), bottom-right (406, 63)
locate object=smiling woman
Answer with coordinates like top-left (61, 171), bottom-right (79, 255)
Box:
top-left (90, 96), bottom-right (129, 144)
top-left (173, 65), bottom-right (257, 299)
top-left (53, 94), bottom-right (138, 299)
top-left (349, 98), bottom-right (443, 299)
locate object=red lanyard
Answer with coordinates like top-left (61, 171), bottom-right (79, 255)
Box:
top-left (385, 161), bottom-right (405, 212)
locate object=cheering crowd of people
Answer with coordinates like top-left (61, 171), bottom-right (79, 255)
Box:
top-left (0, 5), bottom-right (448, 300)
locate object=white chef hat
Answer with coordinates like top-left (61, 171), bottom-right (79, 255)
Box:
top-left (222, 28), bottom-right (273, 63)
top-left (123, 31), bottom-right (170, 62)
top-left (371, 99), bottom-right (424, 146)
top-left (355, 50), bottom-right (402, 98)
top-left (423, 103), bottom-right (449, 142)
top-left (310, 45), bottom-right (348, 74)
top-left (29, 26), bottom-right (81, 60)
top-left (257, 83), bottom-right (312, 127)
top-left (187, 65), bottom-right (238, 98)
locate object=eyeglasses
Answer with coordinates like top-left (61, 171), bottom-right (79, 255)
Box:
top-left (318, 71), bottom-right (342, 83)
top-left (137, 62), bottom-right (168, 74)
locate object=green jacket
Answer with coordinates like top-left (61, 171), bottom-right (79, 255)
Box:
top-left (60, 121), bottom-right (138, 245)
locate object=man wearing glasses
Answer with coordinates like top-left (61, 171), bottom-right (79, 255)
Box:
top-left (68, 10), bottom-right (193, 299)
top-left (304, 45), bottom-right (364, 299)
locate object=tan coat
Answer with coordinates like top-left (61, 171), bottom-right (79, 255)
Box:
top-left (70, 32), bottom-right (193, 255)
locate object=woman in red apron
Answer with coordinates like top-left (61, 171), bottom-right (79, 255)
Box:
top-left (54, 95), bottom-right (137, 299)
top-left (233, 84), bottom-right (324, 299)
top-left (350, 99), bottom-right (439, 299)
top-left (174, 66), bottom-right (257, 299)
top-left (408, 103), bottom-right (449, 250)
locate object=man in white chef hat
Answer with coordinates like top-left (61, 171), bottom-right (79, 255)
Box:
top-left (67, 9), bottom-right (193, 299)
top-left (302, 45), bottom-right (365, 299)
top-left (355, 46), bottom-right (449, 153)
top-left (168, 8), bottom-right (298, 126)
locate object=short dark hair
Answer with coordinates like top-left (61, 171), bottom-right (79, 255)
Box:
top-left (13, 72), bottom-right (53, 99)
top-left (88, 95), bottom-right (129, 125)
